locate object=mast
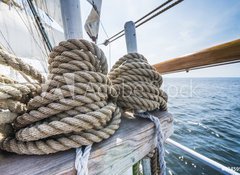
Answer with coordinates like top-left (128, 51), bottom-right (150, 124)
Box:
top-left (60, 0), bottom-right (83, 39)
top-left (124, 21), bottom-right (137, 53)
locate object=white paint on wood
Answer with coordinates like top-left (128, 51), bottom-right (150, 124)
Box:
top-left (124, 21), bottom-right (137, 53)
top-left (60, 0), bottom-right (83, 39)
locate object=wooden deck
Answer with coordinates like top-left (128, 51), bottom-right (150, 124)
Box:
top-left (0, 111), bottom-right (173, 175)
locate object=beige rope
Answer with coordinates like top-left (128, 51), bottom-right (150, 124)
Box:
top-left (151, 148), bottom-right (161, 175)
top-left (0, 83), bottom-right (41, 102)
top-left (0, 83), bottom-right (41, 114)
top-left (0, 39), bottom-right (167, 156)
top-left (0, 111), bottom-right (17, 125)
top-left (0, 39), bottom-right (121, 155)
top-left (0, 74), bottom-right (17, 84)
top-left (108, 53), bottom-right (167, 112)
top-left (0, 49), bottom-right (45, 83)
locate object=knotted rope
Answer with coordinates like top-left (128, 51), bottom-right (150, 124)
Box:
top-left (0, 39), bottom-right (168, 174)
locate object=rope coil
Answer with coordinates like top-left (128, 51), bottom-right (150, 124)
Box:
top-left (0, 39), bottom-right (168, 175)
top-left (108, 53), bottom-right (167, 112)
top-left (0, 39), bottom-right (121, 155)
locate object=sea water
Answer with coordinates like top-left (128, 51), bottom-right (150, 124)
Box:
top-left (162, 78), bottom-right (240, 175)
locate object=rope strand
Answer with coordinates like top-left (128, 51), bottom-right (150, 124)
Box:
top-left (0, 39), bottom-right (168, 175)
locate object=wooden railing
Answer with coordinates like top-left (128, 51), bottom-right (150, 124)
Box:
top-left (0, 111), bottom-right (173, 175)
top-left (153, 39), bottom-right (240, 74)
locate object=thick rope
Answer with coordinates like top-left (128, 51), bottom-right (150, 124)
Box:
top-left (150, 148), bottom-right (161, 175)
top-left (0, 111), bottom-right (17, 125)
top-left (0, 49), bottom-right (45, 83)
top-left (108, 53), bottom-right (167, 112)
top-left (0, 39), bottom-right (121, 155)
top-left (0, 74), bottom-right (17, 84)
top-left (0, 39), bottom-right (168, 175)
top-left (109, 53), bottom-right (167, 175)
top-left (0, 83), bottom-right (41, 113)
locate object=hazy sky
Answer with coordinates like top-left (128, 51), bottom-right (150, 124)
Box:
top-left (0, 0), bottom-right (239, 77)
top-left (80, 0), bottom-right (240, 77)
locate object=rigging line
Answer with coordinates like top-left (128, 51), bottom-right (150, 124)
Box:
top-left (42, 0), bottom-right (57, 45)
top-left (85, 0), bottom-right (108, 44)
top-left (23, 6), bottom-right (48, 55)
top-left (27, 0), bottom-right (52, 53)
top-left (86, 1), bottom-right (110, 40)
top-left (104, 0), bottom-right (173, 43)
top-left (0, 29), bottom-right (32, 83)
top-left (135, 0), bottom-right (184, 28)
top-left (39, 0), bottom-right (57, 46)
top-left (31, 22), bottom-right (49, 71)
top-left (106, 33), bottom-right (124, 45)
top-left (14, 5), bottom-right (48, 57)
top-left (14, 5), bottom-right (48, 72)
top-left (1, 17), bottom-right (15, 54)
top-left (100, 20), bottom-right (109, 39)
top-left (0, 29), bottom-right (15, 54)
top-left (108, 42), bottom-right (112, 68)
top-left (27, 0), bottom-right (51, 53)
top-left (87, 1), bottom-right (112, 68)
top-left (103, 0), bottom-right (183, 45)
top-left (27, 23), bottom-right (49, 72)
top-left (26, 0), bottom-right (53, 52)
top-left (98, 18), bottom-right (112, 68)
top-left (135, 0), bottom-right (174, 24)
top-left (31, 17), bottom-right (49, 53)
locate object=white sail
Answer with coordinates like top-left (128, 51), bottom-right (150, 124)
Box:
top-left (34, 0), bottom-right (63, 32)
top-left (0, 0), bottom-right (64, 75)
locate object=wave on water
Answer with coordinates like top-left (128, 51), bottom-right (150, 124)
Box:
top-left (163, 78), bottom-right (240, 175)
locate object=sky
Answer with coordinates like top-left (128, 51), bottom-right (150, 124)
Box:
top-left (0, 0), bottom-right (239, 78)
top-left (80, 0), bottom-right (240, 77)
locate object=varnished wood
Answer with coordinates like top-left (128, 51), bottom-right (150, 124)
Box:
top-left (153, 39), bottom-right (240, 74)
top-left (0, 111), bottom-right (173, 175)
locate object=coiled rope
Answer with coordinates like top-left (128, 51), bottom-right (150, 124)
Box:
top-left (108, 53), bottom-right (167, 175)
top-left (0, 39), bottom-right (121, 155)
top-left (0, 39), bottom-right (167, 174)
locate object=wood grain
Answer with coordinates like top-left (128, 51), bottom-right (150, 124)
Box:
top-left (153, 39), bottom-right (240, 74)
top-left (0, 111), bottom-right (173, 175)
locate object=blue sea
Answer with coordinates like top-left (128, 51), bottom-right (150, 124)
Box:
top-left (162, 78), bottom-right (240, 175)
